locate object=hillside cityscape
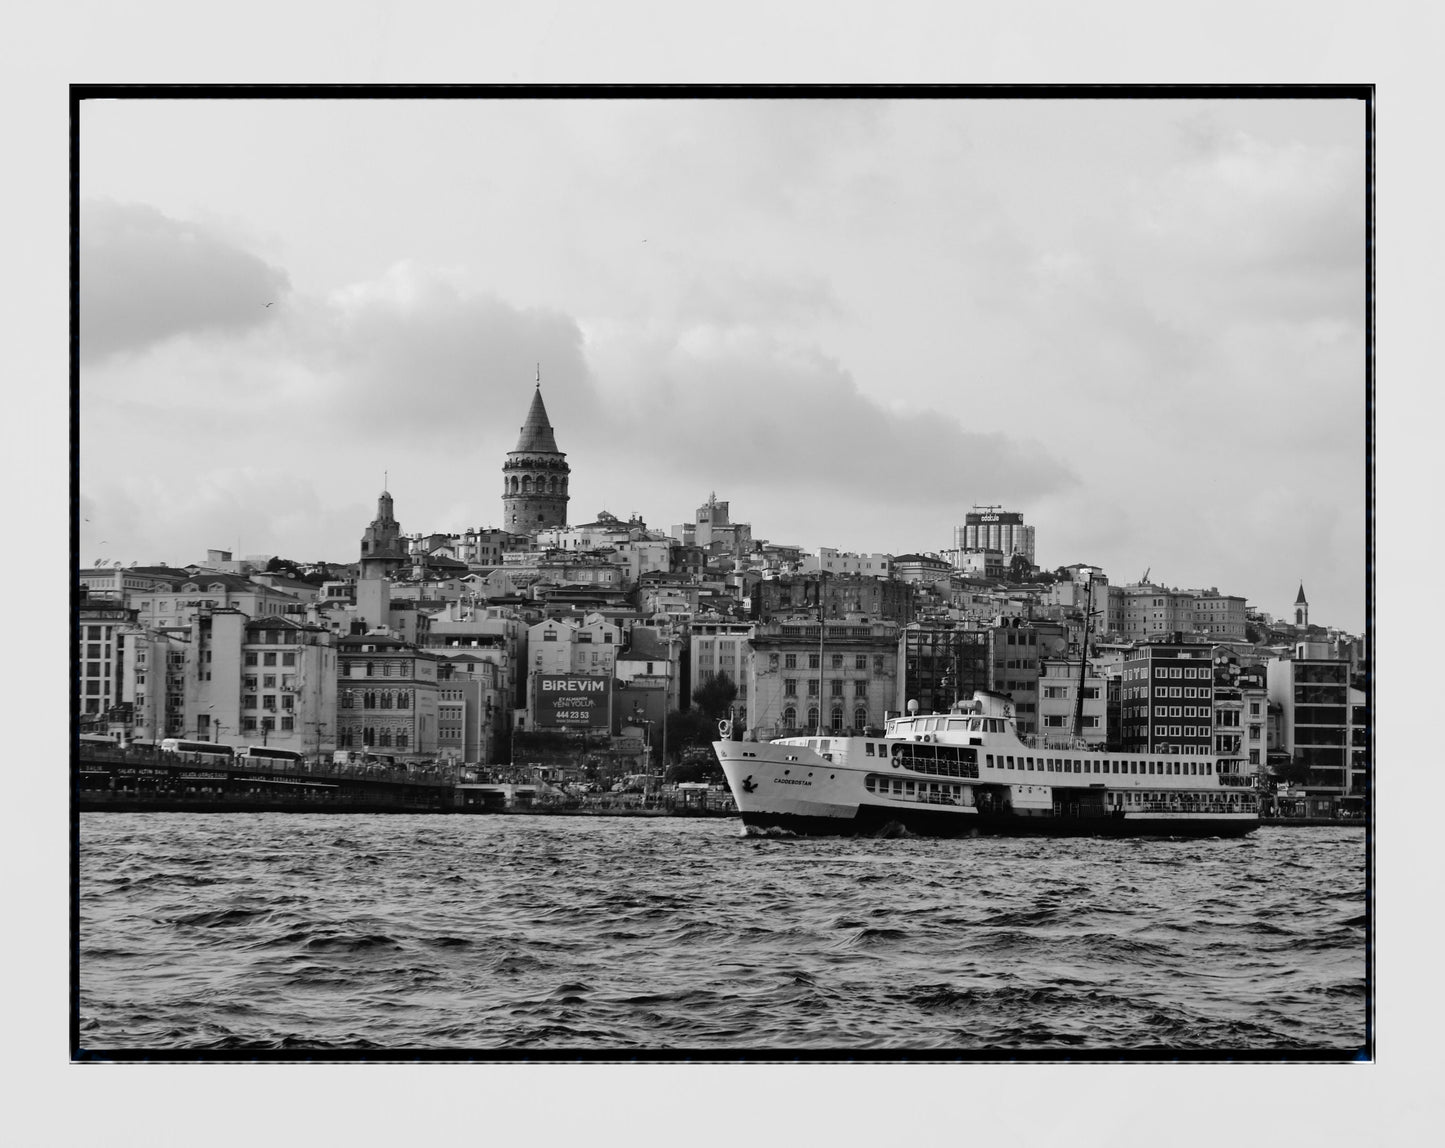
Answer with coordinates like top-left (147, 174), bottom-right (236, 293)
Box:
top-left (78, 381), bottom-right (1369, 819)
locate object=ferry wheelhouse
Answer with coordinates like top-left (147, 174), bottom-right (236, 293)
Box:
top-left (714, 689), bottom-right (1259, 837)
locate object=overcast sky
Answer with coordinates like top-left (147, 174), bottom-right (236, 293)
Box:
top-left (78, 94), bottom-right (1366, 631)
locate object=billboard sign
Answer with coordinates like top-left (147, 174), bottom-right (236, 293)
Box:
top-left (967, 511), bottom-right (1023, 526)
top-left (536, 675), bottom-right (612, 729)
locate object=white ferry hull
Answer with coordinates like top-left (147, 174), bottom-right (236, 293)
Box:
top-left (714, 734), bottom-right (1259, 839)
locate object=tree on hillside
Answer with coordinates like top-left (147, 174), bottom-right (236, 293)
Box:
top-left (1005, 553), bottom-right (1036, 583)
top-left (263, 556), bottom-right (331, 585)
top-left (691, 673), bottom-right (739, 720)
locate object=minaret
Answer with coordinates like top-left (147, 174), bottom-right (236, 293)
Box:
top-left (1294, 583), bottom-right (1309, 628)
top-left (360, 487), bottom-right (407, 579)
top-left (502, 368), bottom-right (570, 532)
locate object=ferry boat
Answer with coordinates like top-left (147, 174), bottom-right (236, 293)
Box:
top-left (713, 689), bottom-right (1259, 837)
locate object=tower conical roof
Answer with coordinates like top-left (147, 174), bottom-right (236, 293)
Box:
top-left (1295, 583), bottom-right (1308, 604)
top-left (513, 386), bottom-right (560, 453)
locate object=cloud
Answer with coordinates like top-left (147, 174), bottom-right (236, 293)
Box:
top-left (80, 200), bottom-right (291, 362)
top-left (1127, 130), bottom-right (1364, 323)
top-left (302, 262), bottom-right (595, 441)
top-left (572, 323), bottom-right (1077, 521)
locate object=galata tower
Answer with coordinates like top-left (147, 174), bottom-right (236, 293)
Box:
top-left (502, 373), bottom-right (570, 532)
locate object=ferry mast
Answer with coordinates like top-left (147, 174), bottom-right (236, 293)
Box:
top-left (1073, 575), bottom-right (1100, 742)
top-left (815, 570), bottom-right (827, 735)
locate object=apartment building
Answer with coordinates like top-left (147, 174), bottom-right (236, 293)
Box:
top-left (174, 610), bottom-right (338, 756)
top-left (745, 618), bottom-right (901, 737)
top-left (1267, 647), bottom-right (1360, 795)
top-left (897, 624), bottom-right (991, 716)
top-left (334, 634), bottom-right (440, 760)
top-left (990, 622), bottom-right (1042, 737)
top-left (1119, 643), bottom-right (1216, 755)
top-left (1037, 658), bottom-right (1107, 747)
top-left (76, 599), bottom-right (140, 727)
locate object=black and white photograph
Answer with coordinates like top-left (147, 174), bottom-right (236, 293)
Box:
top-left (71, 85), bottom-right (1372, 1067)
top-left (13, 0), bottom-right (1441, 1133)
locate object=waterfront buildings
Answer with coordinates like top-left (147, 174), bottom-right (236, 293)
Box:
top-left (897, 624), bottom-right (991, 716)
top-left (991, 621), bottom-right (1042, 737)
top-left (334, 634), bottom-right (440, 758)
top-left (76, 375), bottom-right (1366, 801)
top-left (1037, 657), bottom-right (1107, 747)
top-left (435, 658), bottom-right (501, 766)
top-left (158, 609), bottom-right (339, 755)
top-left (77, 599), bottom-right (139, 725)
top-left (744, 618), bottom-right (900, 738)
top-left (1267, 644), bottom-right (1360, 796)
top-left (613, 626), bottom-right (683, 741)
top-left (1119, 643), bottom-right (1217, 756)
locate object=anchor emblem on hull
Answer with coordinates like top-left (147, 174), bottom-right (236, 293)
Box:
top-left (741, 775), bottom-right (757, 793)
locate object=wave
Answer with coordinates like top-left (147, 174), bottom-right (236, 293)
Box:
top-left (193, 1033), bottom-right (388, 1050)
top-left (837, 926), bottom-right (911, 948)
top-left (302, 933), bottom-right (403, 953)
top-left (78, 811), bottom-right (1368, 1054)
top-left (173, 907), bottom-right (272, 928)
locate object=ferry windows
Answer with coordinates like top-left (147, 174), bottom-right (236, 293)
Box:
top-left (866, 743), bottom-right (876, 757)
top-left (1006, 755), bottom-right (1014, 769)
top-left (1130, 762), bottom-right (1138, 774)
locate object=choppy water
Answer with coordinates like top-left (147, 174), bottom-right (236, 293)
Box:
top-left (76, 813), bottom-right (1368, 1056)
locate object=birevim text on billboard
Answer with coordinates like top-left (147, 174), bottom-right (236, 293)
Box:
top-left (537, 675), bottom-right (612, 729)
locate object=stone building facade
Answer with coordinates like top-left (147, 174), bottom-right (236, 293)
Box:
top-left (502, 382), bottom-right (570, 533)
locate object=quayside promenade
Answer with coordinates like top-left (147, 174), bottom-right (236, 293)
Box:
top-left (75, 743), bottom-right (737, 817)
